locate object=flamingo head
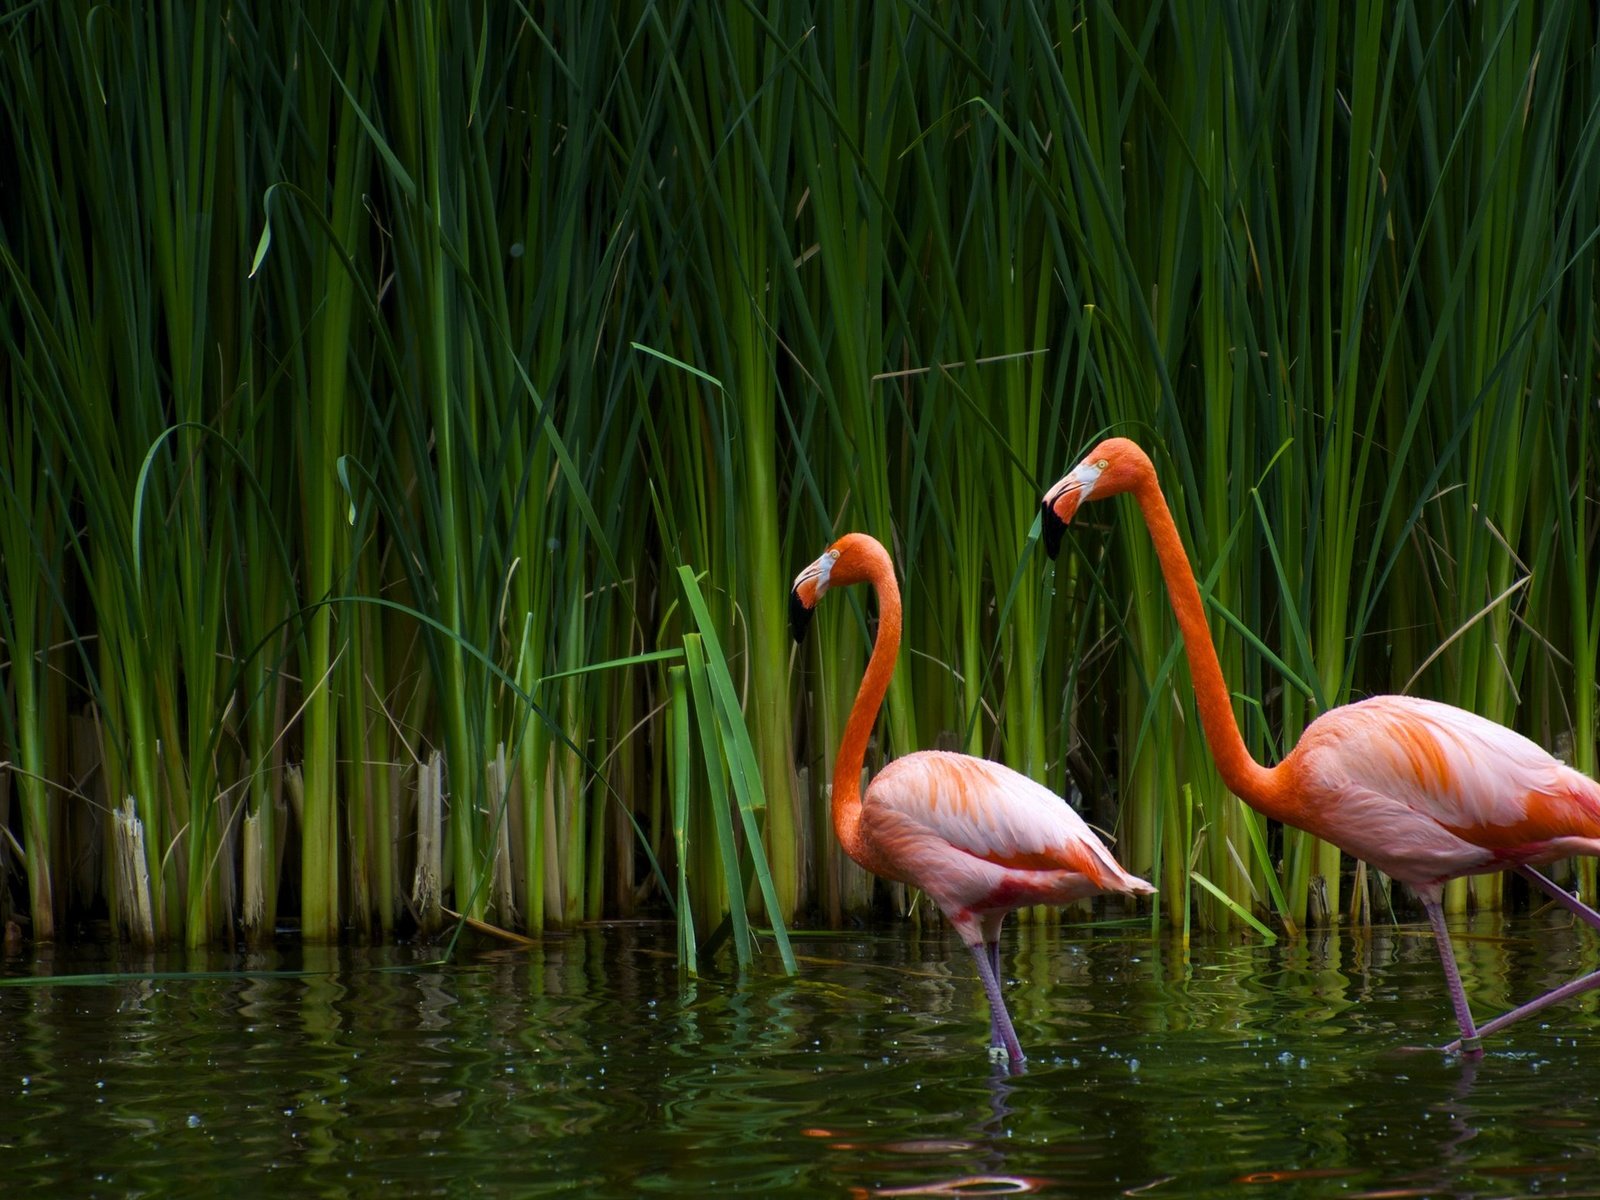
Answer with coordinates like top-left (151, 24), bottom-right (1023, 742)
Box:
top-left (1039, 437), bottom-right (1152, 558)
top-left (789, 532), bottom-right (888, 642)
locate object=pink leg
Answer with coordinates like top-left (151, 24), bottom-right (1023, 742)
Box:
top-left (1423, 899), bottom-right (1483, 1057)
top-left (1516, 865), bottom-right (1600, 933)
top-left (985, 939), bottom-right (1003, 1047)
top-left (1440, 966), bottom-right (1600, 1053)
top-left (979, 914), bottom-right (1007, 1049)
top-left (1430, 866), bottom-right (1600, 1053)
top-left (969, 943), bottom-right (1025, 1068)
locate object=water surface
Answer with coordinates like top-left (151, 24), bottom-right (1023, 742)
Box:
top-left (4, 915), bottom-right (1600, 1196)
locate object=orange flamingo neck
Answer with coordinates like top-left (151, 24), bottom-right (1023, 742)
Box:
top-left (832, 546), bottom-right (901, 864)
top-left (1131, 471), bottom-right (1286, 813)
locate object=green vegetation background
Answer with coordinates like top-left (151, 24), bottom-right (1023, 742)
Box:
top-left (1, 2), bottom-right (1596, 955)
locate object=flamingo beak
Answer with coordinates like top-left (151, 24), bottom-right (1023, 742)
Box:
top-left (1040, 467), bottom-right (1094, 559)
top-left (789, 551), bottom-right (836, 643)
top-left (789, 580), bottom-right (816, 643)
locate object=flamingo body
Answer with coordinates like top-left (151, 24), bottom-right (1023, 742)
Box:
top-left (1285, 696), bottom-right (1600, 894)
top-left (791, 532), bottom-right (1152, 1067)
top-left (1041, 435), bottom-right (1600, 1052)
top-left (858, 750), bottom-right (1152, 941)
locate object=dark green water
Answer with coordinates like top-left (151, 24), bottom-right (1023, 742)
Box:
top-left (4, 915), bottom-right (1600, 1197)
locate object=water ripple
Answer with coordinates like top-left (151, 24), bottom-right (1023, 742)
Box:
top-left (4, 918), bottom-right (1600, 1195)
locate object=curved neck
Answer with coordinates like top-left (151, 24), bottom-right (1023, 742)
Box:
top-left (1132, 473), bottom-right (1281, 809)
top-left (832, 555), bottom-right (901, 861)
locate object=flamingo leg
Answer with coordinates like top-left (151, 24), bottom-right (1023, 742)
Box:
top-left (978, 914), bottom-right (1008, 1049)
top-left (1440, 967), bottom-right (1600, 1053)
top-left (985, 939), bottom-right (1004, 1047)
top-left (969, 943), bottom-right (1025, 1067)
top-left (1423, 899), bottom-right (1483, 1057)
top-left (1515, 865), bottom-right (1600, 933)
top-left (1430, 866), bottom-right (1600, 1053)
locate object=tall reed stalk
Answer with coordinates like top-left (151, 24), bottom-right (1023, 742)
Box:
top-left (0, 402), bottom-right (60, 940)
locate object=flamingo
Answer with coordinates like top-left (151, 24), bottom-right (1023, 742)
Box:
top-left (1040, 436), bottom-right (1600, 1054)
top-left (790, 532), bottom-right (1154, 1067)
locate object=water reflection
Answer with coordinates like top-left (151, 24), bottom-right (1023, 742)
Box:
top-left (3, 916), bottom-right (1599, 1196)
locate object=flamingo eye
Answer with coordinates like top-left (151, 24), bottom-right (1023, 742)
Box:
top-left (1095, 459), bottom-right (1109, 470)
top-left (828, 549), bottom-right (840, 561)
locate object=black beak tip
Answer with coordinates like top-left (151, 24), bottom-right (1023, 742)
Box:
top-left (789, 588), bottom-right (814, 644)
top-left (1040, 499), bottom-right (1066, 560)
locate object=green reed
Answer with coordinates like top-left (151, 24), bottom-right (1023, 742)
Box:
top-left (0, 399), bottom-right (61, 940)
top-left (0, 1), bottom-right (1595, 951)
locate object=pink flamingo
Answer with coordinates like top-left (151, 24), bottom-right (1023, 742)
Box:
top-left (790, 532), bottom-right (1154, 1067)
top-left (1041, 436), bottom-right (1600, 1054)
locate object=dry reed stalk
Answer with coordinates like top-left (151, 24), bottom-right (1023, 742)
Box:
top-left (242, 810), bottom-right (266, 937)
top-left (488, 745), bottom-right (516, 927)
top-left (114, 796), bottom-right (155, 947)
top-left (412, 751), bottom-right (444, 934)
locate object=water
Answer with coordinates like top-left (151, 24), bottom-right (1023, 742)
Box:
top-left (4, 916), bottom-right (1600, 1197)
